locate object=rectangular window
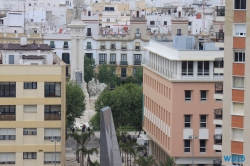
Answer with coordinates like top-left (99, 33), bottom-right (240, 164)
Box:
top-left (63, 41), bottom-right (68, 48)
top-left (0, 105), bottom-right (15, 115)
top-left (234, 0), bottom-right (246, 9)
top-left (23, 128), bottom-right (37, 135)
top-left (0, 82), bottom-right (16, 97)
top-left (110, 54), bottom-right (116, 62)
top-left (24, 105), bottom-right (37, 113)
top-left (62, 53), bottom-right (70, 64)
top-left (200, 115), bottom-right (207, 128)
top-left (182, 61), bottom-right (193, 75)
top-left (87, 42), bottom-right (91, 49)
top-left (9, 55), bottom-right (14, 64)
top-left (234, 51), bottom-right (245, 62)
top-left (23, 152), bottom-right (37, 159)
top-left (233, 102), bottom-right (244, 115)
top-left (24, 82), bottom-right (37, 89)
top-left (200, 140), bottom-right (206, 152)
top-left (50, 41), bottom-right (55, 48)
top-left (0, 153), bottom-right (15, 164)
top-left (107, 19), bottom-right (110, 22)
top-left (232, 128), bottom-right (244, 141)
top-left (200, 90), bottom-right (207, 101)
top-left (185, 90), bottom-right (191, 101)
top-left (233, 77), bottom-right (244, 89)
top-left (121, 68), bottom-right (126, 77)
top-left (0, 129), bottom-right (16, 140)
top-left (198, 61), bottom-right (209, 75)
top-left (44, 152), bottom-right (61, 164)
top-left (216, 124), bottom-right (222, 128)
top-left (164, 21), bottom-right (167, 25)
top-left (234, 24), bottom-right (246, 36)
top-left (184, 140), bottom-right (190, 152)
top-left (184, 115), bottom-right (191, 128)
top-left (99, 54), bottom-right (107, 64)
top-left (44, 128), bottom-right (61, 140)
top-left (121, 54), bottom-right (127, 61)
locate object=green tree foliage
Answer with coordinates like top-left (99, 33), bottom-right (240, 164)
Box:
top-left (90, 83), bottom-right (142, 129)
top-left (135, 155), bottom-right (157, 166)
top-left (66, 81), bottom-right (86, 127)
top-left (84, 56), bottom-right (96, 83)
top-left (96, 63), bottom-right (121, 87)
top-left (135, 67), bottom-right (143, 84)
top-left (158, 156), bottom-right (175, 166)
top-left (124, 76), bottom-right (137, 84)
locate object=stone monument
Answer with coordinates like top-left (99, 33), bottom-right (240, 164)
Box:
top-left (100, 106), bottom-right (122, 166)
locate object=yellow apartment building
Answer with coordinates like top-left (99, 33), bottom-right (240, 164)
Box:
top-left (0, 36), bottom-right (66, 166)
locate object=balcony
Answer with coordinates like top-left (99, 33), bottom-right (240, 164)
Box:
top-left (121, 46), bottom-right (127, 50)
top-left (134, 61), bottom-right (141, 65)
top-left (86, 45), bottom-right (92, 49)
top-left (99, 61), bottom-right (106, 64)
top-left (0, 90), bottom-right (16, 97)
top-left (120, 61), bottom-right (128, 65)
top-left (44, 114), bottom-right (61, 120)
top-left (135, 46), bottom-right (141, 50)
top-left (215, 31), bottom-right (224, 42)
top-left (214, 134), bottom-right (222, 145)
top-left (109, 61), bottom-right (117, 65)
top-left (135, 33), bottom-right (141, 38)
top-left (214, 109), bottom-right (223, 120)
top-left (45, 90), bottom-right (61, 97)
top-left (63, 44), bottom-right (69, 49)
top-left (110, 45), bottom-right (116, 50)
top-left (0, 115), bottom-right (16, 121)
top-left (86, 33), bottom-right (92, 37)
top-left (214, 83), bottom-right (223, 100)
top-left (100, 45), bottom-right (106, 50)
top-left (216, 6), bottom-right (225, 16)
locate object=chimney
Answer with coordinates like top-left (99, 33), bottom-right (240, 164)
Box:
top-left (20, 35), bottom-right (27, 46)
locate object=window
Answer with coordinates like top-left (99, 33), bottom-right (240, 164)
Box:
top-left (110, 54), bottom-right (116, 62)
top-left (234, 51), bottom-right (245, 62)
top-left (163, 21), bottom-right (167, 25)
top-left (45, 82), bottom-right (61, 97)
top-left (0, 153), bottom-right (15, 164)
top-left (99, 54), bottom-right (107, 64)
top-left (104, 7), bottom-right (114, 11)
top-left (136, 29), bottom-right (140, 34)
top-left (214, 60), bottom-right (224, 68)
top-left (45, 105), bottom-right (61, 115)
top-left (110, 43), bottom-right (116, 49)
top-left (63, 41), bottom-right (68, 48)
top-left (9, 55), bottom-right (14, 64)
top-left (24, 82), bottom-right (37, 89)
top-left (184, 115), bottom-right (191, 128)
top-left (133, 68), bottom-right (137, 76)
top-left (200, 115), bottom-right (207, 128)
top-left (50, 41), bottom-right (55, 48)
top-left (182, 61), bottom-right (193, 75)
top-left (0, 82), bottom-right (16, 97)
top-left (234, 0), bottom-right (246, 9)
top-left (232, 128), bottom-right (244, 141)
top-left (199, 140), bottom-right (206, 152)
top-left (198, 61), bottom-right (209, 75)
top-left (234, 24), bottom-right (246, 36)
top-left (185, 90), bottom-right (191, 101)
top-left (134, 54), bottom-right (141, 65)
top-left (107, 19), bottom-right (110, 22)
top-left (44, 128), bottom-right (61, 140)
top-left (121, 68), bottom-right (126, 77)
top-left (232, 102), bottom-right (244, 115)
top-left (23, 152), bottom-right (37, 159)
top-left (215, 150), bottom-right (221, 153)
top-left (233, 77), bottom-right (244, 89)
top-left (200, 90), bottom-right (207, 101)
top-left (23, 128), bottom-right (37, 135)
top-left (216, 124), bottom-right (222, 128)
top-left (0, 105), bottom-right (15, 115)
top-left (177, 29), bottom-right (181, 35)
top-left (121, 54), bottom-right (127, 61)
top-left (87, 42), bottom-right (92, 49)
top-left (44, 152), bottom-right (61, 164)
top-left (0, 129), bottom-right (15, 140)
top-left (62, 53), bottom-right (70, 64)
top-left (184, 140), bottom-right (190, 152)
top-left (188, 22), bottom-right (192, 25)
top-left (135, 42), bottom-right (140, 49)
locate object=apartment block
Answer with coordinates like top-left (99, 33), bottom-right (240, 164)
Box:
top-left (222, 0), bottom-right (248, 166)
top-left (141, 22), bottom-right (224, 165)
top-left (0, 36), bottom-right (66, 166)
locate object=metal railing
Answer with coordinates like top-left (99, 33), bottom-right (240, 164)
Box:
top-left (86, 45), bottom-right (92, 49)
top-left (135, 33), bottom-right (141, 38)
top-left (135, 46), bottom-right (140, 50)
top-left (109, 61), bottom-right (117, 65)
top-left (214, 134), bottom-right (222, 145)
top-left (100, 45), bottom-right (106, 49)
top-left (134, 61), bottom-right (141, 65)
top-left (215, 32), bottom-right (224, 42)
top-left (121, 46), bottom-right (127, 50)
top-left (216, 6), bottom-right (225, 16)
top-left (0, 115), bottom-right (16, 121)
top-left (120, 61), bottom-right (128, 65)
top-left (110, 45), bottom-right (116, 50)
top-left (99, 61), bottom-right (106, 64)
top-left (44, 90), bottom-right (61, 97)
top-left (86, 33), bottom-right (92, 36)
top-left (44, 114), bottom-right (61, 120)
top-left (63, 45), bottom-right (69, 48)
top-left (0, 90), bottom-right (16, 97)
top-left (214, 109), bottom-right (223, 120)
top-left (215, 83), bottom-right (223, 94)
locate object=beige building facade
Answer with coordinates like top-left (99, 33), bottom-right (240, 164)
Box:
top-left (0, 41), bottom-right (66, 166)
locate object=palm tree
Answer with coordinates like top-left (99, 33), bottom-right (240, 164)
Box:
top-left (134, 155), bottom-right (157, 166)
top-left (158, 156), bottom-right (174, 166)
top-left (69, 132), bottom-right (81, 162)
top-left (85, 148), bottom-right (99, 166)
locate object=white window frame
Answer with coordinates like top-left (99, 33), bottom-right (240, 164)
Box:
top-left (184, 140), bottom-right (190, 153)
top-left (234, 51), bottom-right (245, 63)
top-left (184, 115), bottom-right (191, 128)
top-left (234, 24), bottom-right (246, 37)
top-left (199, 140), bottom-right (206, 153)
top-left (200, 115), bottom-right (207, 128)
top-left (233, 76), bottom-right (244, 89)
top-left (185, 90), bottom-right (191, 101)
top-left (200, 90), bottom-right (207, 101)
top-left (234, 0), bottom-right (246, 10)
top-left (23, 128), bottom-right (37, 135)
top-left (182, 61), bottom-right (193, 75)
top-left (198, 61), bottom-right (209, 76)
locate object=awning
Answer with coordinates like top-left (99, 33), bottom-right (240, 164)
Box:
top-left (140, 134), bottom-right (152, 141)
top-left (175, 157), bottom-right (221, 164)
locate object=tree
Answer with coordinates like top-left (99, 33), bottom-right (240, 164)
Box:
top-left (66, 81), bottom-right (86, 127)
top-left (124, 76), bottom-right (137, 84)
top-left (85, 148), bottom-right (99, 166)
top-left (90, 83), bottom-right (143, 129)
top-left (158, 156), bottom-right (174, 166)
top-left (84, 55), bottom-right (96, 83)
top-left (135, 67), bottom-right (143, 84)
top-left (134, 155), bottom-right (157, 166)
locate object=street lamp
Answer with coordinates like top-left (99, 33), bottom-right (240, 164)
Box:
top-left (189, 135), bottom-right (198, 166)
top-left (50, 137), bottom-right (60, 166)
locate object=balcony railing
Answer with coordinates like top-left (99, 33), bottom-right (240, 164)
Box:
top-left (135, 46), bottom-right (141, 50)
top-left (86, 45), bottom-right (92, 49)
top-left (110, 45), bottom-right (116, 50)
top-left (214, 109), bottom-right (223, 120)
top-left (216, 6), bottom-right (225, 16)
top-left (215, 31), bottom-right (224, 42)
top-left (135, 33), bottom-right (141, 38)
top-left (100, 45), bottom-right (106, 49)
top-left (50, 44), bottom-right (55, 48)
top-left (0, 90), bottom-right (16, 97)
top-left (99, 61), bottom-right (106, 64)
top-left (44, 161), bottom-right (61, 164)
top-left (134, 61), bottom-right (141, 65)
top-left (121, 46), bottom-right (127, 50)
top-left (45, 90), bottom-right (61, 97)
top-left (109, 61), bottom-right (117, 65)
top-left (214, 134), bottom-right (222, 145)
top-left (44, 114), bottom-right (61, 120)
top-left (63, 45), bottom-right (69, 49)
top-left (86, 33), bottom-right (92, 36)
top-left (121, 74), bottom-right (127, 78)
top-left (0, 115), bottom-right (16, 121)
top-left (215, 83), bottom-right (223, 94)
top-left (120, 61), bottom-right (128, 65)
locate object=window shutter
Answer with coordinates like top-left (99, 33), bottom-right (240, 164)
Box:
top-left (44, 129), bottom-right (53, 136)
top-left (53, 129), bottom-right (61, 137)
top-left (24, 105), bottom-right (37, 113)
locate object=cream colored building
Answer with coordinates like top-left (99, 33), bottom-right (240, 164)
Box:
top-left (0, 37), bottom-right (66, 166)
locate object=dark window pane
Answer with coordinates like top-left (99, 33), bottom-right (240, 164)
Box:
top-left (185, 91), bottom-right (191, 98)
top-left (182, 61), bottom-right (187, 75)
top-left (198, 61), bottom-right (203, 75)
top-left (185, 140), bottom-right (190, 146)
top-left (241, 0), bottom-right (246, 9)
top-left (200, 91), bottom-right (206, 98)
top-left (239, 52), bottom-right (242, 61)
top-left (188, 61), bottom-right (193, 75)
top-left (235, 0), bottom-right (240, 9)
top-left (243, 53), bottom-right (245, 62)
top-left (234, 52), bottom-right (239, 61)
top-left (200, 115), bottom-right (206, 122)
top-left (204, 61), bottom-right (209, 75)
